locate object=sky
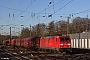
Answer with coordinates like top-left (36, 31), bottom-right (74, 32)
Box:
top-left (0, 0), bottom-right (90, 35)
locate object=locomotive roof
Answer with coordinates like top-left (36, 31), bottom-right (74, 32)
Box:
top-left (43, 36), bottom-right (54, 38)
top-left (42, 35), bottom-right (70, 38)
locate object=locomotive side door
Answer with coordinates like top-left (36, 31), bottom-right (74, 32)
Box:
top-left (55, 36), bottom-right (60, 49)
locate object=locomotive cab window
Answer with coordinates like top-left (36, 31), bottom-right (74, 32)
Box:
top-left (60, 38), bottom-right (64, 42)
top-left (65, 38), bottom-right (70, 41)
top-left (60, 38), bottom-right (70, 42)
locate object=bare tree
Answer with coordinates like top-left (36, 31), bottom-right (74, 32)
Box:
top-left (21, 27), bottom-right (30, 38)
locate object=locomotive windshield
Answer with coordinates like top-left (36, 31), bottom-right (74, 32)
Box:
top-left (60, 38), bottom-right (70, 42)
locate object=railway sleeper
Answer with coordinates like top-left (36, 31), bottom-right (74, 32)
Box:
top-left (39, 48), bottom-right (59, 54)
top-left (45, 48), bottom-right (59, 54)
top-left (0, 45), bottom-right (6, 49)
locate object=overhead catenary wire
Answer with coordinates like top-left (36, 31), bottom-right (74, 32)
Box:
top-left (1, 4), bottom-right (90, 17)
top-left (42, 0), bottom-right (73, 22)
top-left (0, 0), bottom-right (90, 15)
top-left (36, 0), bottom-right (64, 15)
top-left (13, 0), bottom-right (36, 20)
top-left (72, 9), bottom-right (90, 15)
top-left (13, 0), bottom-right (24, 13)
top-left (1, 0), bottom-right (90, 27)
top-left (1, 0), bottom-right (90, 36)
top-left (54, 0), bottom-right (73, 15)
top-left (0, 6), bottom-right (33, 14)
top-left (0, 0), bottom-right (63, 16)
top-left (0, 0), bottom-right (24, 26)
top-left (15, 0), bottom-right (64, 26)
top-left (0, 0), bottom-right (36, 28)
top-left (52, 0), bottom-right (55, 13)
top-left (18, 0), bottom-right (78, 26)
top-left (9, 0), bottom-right (36, 25)
top-left (0, 0), bottom-right (35, 25)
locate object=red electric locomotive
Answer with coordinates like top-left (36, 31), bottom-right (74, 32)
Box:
top-left (39, 35), bottom-right (71, 53)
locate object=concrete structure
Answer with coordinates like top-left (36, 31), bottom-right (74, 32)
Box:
top-left (69, 32), bottom-right (90, 49)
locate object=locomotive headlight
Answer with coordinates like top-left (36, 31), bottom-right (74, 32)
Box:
top-left (68, 44), bottom-right (71, 45)
top-left (60, 44), bottom-right (63, 45)
top-left (68, 44), bottom-right (71, 48)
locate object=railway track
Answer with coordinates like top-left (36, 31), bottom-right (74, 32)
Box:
top-left (0, 46), bottom-right (90, 60)
top-left (0, 49), bottom-right (90, 60)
